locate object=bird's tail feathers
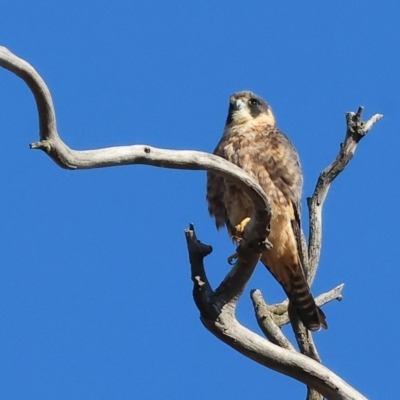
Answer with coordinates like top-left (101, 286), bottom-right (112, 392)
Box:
top-left (289, 271), bottom-right (328, 332)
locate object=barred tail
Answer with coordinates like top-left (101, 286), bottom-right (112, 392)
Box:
top-left (289, 271), bottom-right (328, 332)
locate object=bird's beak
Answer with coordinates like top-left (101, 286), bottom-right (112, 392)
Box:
top-left (234, 99), bottom-right (246, 110)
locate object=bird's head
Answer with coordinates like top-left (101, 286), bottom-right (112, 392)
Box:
top-left (226, 91), bottom-right (275, 127)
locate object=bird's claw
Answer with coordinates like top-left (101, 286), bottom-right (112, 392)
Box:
top-left (234, 217), bottom-right (251, 239)
top-left (227, 252), bottom-right (238, 265)
top-left (260, 238), bottom-right (273, 251)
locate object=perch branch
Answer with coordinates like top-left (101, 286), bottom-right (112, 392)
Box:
top-left (186, 225), bottom-right (261, 321)
top-left (1, 44), bottom-right (271, 329)
top-left (0, 45), bottom-right (271, 250)
top-left (186, 225), bottom-right (366, 400)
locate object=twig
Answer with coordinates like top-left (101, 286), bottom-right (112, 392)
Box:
top-left (251, 289), bottom-right (296, 351)
top-left (266, 284), bottom-right (345, 327)
top-left (307, 107), bottom-right (383, 283)
top-left (184, 224), bottom-right (214, 318)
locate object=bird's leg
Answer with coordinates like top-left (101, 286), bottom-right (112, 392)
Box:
top-left (227, 217), bottom-right (251, 264)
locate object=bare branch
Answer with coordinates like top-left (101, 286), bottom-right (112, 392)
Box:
top-left (186, 226), bottom-right (367, 400)
top-left (0, 47), bottom-right (57, 142)
top-left (251, 289), bottom-right (296, 351)
top-left (287, 105), bottom-right (382, 399)
top-left (307, 107), bottom-right (383, 282)
top-left (0, 46), bottom-right (272, 250)
top-left (1, 45), bottom-right (272, 327)
top-left (213, 249), bottom-right (261, 311)
top-left (267, 284), bottom-right (345, 327)
top-left (1, 45), bottom-right (272, 325)
top-left (185, 224), bottom-right (261, 322)
top-left (252, 291), bottom-right (322, 400)
top-left (184, 224), bottom-right (215, 317)
top-left (316, 283), bottom-right (344, 304)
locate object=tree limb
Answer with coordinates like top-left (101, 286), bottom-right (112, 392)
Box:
top-left (251, 289), bottom-right (296, 351)
top-left (0, 45), bottom-right (272, 251)
top-left (264, 284), bottom-right (345, 327)
top-left (186, 225), bottom-right (367, 400)
top-left (307, 107), bottom-right (383, 282)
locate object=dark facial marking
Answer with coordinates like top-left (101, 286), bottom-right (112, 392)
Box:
top-left (248, 96), bottom-right (270, 119)
top-left (225, 92), bottom-right (270, 125)
top-left (226, 102), bottom-right (235, 125)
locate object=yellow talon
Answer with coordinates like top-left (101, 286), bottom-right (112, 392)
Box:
top-left (227, 218), bottom-right (252, 264)
top-left (234, 217), bottom-right (251, 238)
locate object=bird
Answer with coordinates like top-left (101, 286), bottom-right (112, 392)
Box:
top-left (206, 91), bottom-right (327, 331)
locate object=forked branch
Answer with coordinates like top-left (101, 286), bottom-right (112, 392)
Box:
top-left (307, 107), bottom-right (383, 280)
top-left (185, 225), bottom-right (366, 400)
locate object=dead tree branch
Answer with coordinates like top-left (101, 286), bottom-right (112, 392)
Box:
top-left (186, 225), bottom-right (367, 400)
top-left (1, 46), bottom-right (381, 400)
top-left (307, 107), bottom-right (383, 282)
top-left (260, 284), bottom-right (344, 328)
top-left (294, 106), bottom-right (381, 397)
top-left (0, 45), bottom-right (272, 251)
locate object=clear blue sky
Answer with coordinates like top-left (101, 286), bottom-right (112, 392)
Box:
top-left (1, 2), bottom-right (398, 399)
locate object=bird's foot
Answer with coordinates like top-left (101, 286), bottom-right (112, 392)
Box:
top-left (227, 218), bottom-right (252, 264)
top-left (234, 217), bottom-right (251, 239)
top-left (227, 252), bottom-right (238, 265)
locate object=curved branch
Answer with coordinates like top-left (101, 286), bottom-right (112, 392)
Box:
top-left (1, 44), bottom-right (271, 327)
top-left (186, 225), bottom-right (261, 321)
top-left (0, 47), bottom-right (57, 142)
top-left (186, 226), bottom-right (366, 400)
top-left (0, 46), bottom-right (271, 248)
top-left (251, 289), bottom-right (296, 351)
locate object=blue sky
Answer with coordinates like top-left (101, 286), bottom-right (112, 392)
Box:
top-left (1, 2), bottom-right (399, 399)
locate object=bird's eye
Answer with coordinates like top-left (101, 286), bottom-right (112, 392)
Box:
top-left (249, 98), bottom-right (260, 106)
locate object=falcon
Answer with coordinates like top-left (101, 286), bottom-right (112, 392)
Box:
top-left (206, 91), bottom-right (327, 331)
